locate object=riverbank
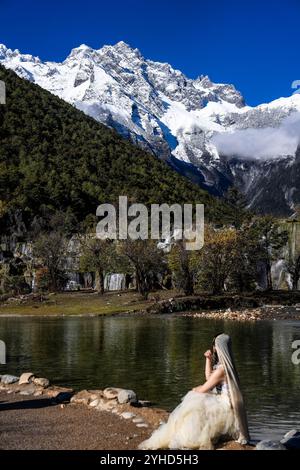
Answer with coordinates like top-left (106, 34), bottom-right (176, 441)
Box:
top-left (1, 290), bottom-right (300, 320)
top-left (0, 375), bottom-right (253, 450)
top-left (0, 290), bottom-right (159, 316)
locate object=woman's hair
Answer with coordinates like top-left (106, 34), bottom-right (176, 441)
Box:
top-left (212, 333), bottom-right (223, 366)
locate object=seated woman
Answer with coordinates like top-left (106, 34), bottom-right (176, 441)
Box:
top-left (139, 333), bottom-right (250, 450)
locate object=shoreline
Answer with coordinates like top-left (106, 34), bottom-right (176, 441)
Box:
top-left (0, 373), bottom-right (254, 451)
top-left (1, 290), bottom-right (300, 320)
top-left (1, 305), bottom-right (300, 321)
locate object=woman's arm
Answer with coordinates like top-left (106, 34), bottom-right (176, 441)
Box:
top-left (193, 366), bottom-right (225, 394)
top-left (204, 350), bottom-right (213, 380)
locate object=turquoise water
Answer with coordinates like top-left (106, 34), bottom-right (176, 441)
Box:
top-left (0, 315), bottom-right (300, 441)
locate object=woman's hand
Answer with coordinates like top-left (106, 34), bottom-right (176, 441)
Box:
top-left (204, 350), bottom-right (212, 360)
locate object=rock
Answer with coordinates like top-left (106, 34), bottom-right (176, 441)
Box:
top-left (33, 378), bottom-right (50, 388)
top-left (96, 399), bottom-right (116, 412)
top-left (19, 372), bottom-right (34, 385)
top-left (121, 412), bottom-right (135, 420)
top-left (281, 429), bottom-right (300, 450)
top-left (87, 389), bottom-right (103, 397)
top-left (19, 390), bottom-right (32, 396)
top-left (132, 418), bottom-right (144, 423)
top-left (117, 389), bottom-right (137, 404)
top-left (46, 386), bottom-right (73, 402)
top-left (103, 387), bottom-right (123, 400)
top-left (70, 390), bottom-right (99, 405)
top-left (1, 374), bottom-right (19, 385)
top-left (18, 383), bottom-right (37, 395)
top-left (256, 440), bottom-right (286, 450)
top-left (89, 399), bottom-right (100, 407)
top-left (281, 429), bottom-right (300, 440)
top-left (136, 423), bottom-right (149, 428)
top-left (138, 400), bottom-right (151, 407)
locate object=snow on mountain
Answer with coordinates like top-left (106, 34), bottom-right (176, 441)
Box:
top-left (1, 41), bottom-right (300, 215)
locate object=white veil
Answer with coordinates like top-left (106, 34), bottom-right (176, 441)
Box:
top-left (215, 333), bottom-right (250, 444)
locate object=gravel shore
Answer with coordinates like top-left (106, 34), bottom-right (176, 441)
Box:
top-left (0, 391), bottom-right (252, 450)
top-left (0, 391), bottom-right (153, 450)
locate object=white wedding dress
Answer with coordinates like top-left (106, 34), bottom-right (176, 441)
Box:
top-left (139, 366), bottom-right (238, 450)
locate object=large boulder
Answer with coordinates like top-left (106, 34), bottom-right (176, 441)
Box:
top-left (19, 372), bottom-right (34, 385)
top-left (117, 389), bottom-right (137, 404)
top-left (256, 440), bottom-right (286, 450)
top-left (33, 378), bottom-right (50, 388)
top-left (281, 429), bottom-right (300, 450)
top-left (1, 374), bottom-right (19, 384)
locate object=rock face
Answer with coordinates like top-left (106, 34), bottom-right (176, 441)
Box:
top-left (1, 41), bottom-right (300, 215)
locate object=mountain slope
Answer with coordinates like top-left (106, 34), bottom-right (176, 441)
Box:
top-left (0, 65), bottom-right (228, 236)
top-left (1, 42), bottom-right (300, 215)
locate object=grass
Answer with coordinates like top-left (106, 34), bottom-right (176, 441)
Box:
top-left (0, 289), bottom-right (175, 316)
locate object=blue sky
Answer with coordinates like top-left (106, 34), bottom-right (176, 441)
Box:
top-left (0, 0), bottom-right (299, 105)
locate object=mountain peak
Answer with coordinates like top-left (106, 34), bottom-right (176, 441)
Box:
top-left (101, 41), bottom-right (143, 60)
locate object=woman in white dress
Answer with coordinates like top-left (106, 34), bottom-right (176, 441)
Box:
top-left (139, 333), bottom-right (250, 450)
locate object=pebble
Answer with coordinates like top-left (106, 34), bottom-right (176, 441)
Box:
top-left (136, 423), bottom-right (149, 428)
top-left (132, 418), bottom-right (144, 423)
top-left (120, 412), bottom-right (135, 420)
top-left (89, 399), bottom-right (100, 407)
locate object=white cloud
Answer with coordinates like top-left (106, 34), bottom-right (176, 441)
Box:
top-left (212, 112), bottom-right (300, 160)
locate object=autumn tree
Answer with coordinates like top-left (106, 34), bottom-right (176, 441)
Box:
top-left (197, 226), bottom-right (239, 294)
top-left (118, 239), bottom-right (165, 299)
top-left (249, 216), bottom-right (288, 291)
top-left (168, 240), bottom-right (197, 295)
top-left (80, 236), bottom-right (115, 295)
top-left (33, 232), bottom-right (68, 292)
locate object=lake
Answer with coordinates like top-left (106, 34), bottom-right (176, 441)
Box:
top-left (0, 314), bottom-right (300, 441)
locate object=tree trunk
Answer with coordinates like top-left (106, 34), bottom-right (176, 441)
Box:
top-left (95, 270), bottom-right (104, 295)
top-left (266, 259), bottom-right (273, 290)
top-left (292, 256), bottom-right (300, 290)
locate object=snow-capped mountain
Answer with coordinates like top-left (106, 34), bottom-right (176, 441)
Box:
top-left (1, 41), bottom-right (300, 215)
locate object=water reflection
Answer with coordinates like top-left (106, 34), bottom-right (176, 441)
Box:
top-left (0, 315), bottom-right (300, 440)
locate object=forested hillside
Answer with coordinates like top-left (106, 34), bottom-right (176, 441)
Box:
top-left (0, 65), bottom-right (229, 237)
